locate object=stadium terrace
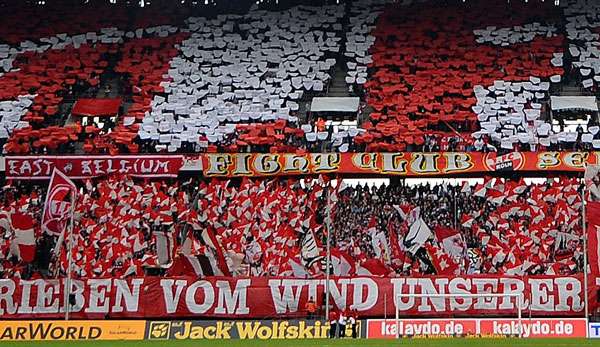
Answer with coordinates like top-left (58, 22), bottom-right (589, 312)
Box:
top-left (2, 0), bottom-right (600, 343)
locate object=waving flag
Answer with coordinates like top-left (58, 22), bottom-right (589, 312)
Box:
top-left (460, 181), bottom-right (471, 194)
top-left (181, 253), bottom-right (224, 277)
top-left (586, 164), bottom-right (600, 275)
top-left (434, 226), bottom-right (465, 259)
top-left (154, 230), bottom-right (174, 266)
top-left (301, 229), bottom-right (322, 268)
top-left (287, 256), bottom-right (311, 278)
top-left (10, 212), bottom-right (36, 263)
top-left (425, 243), bottom-right (459, 275)
top-left (199, 227), bottom-right (232, 277)
top-left (403, 207), bottom-right (432, 254)
top-left (42, 168), bottom-right (77, 237)
top-left (329, 248), bottom-right (355, 276)
top-left (356, 258), bottom-right (389, 276)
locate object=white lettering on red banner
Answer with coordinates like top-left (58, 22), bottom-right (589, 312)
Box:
top-left (5, 156), bottom-right (184, 179)
top-left (0, 276), bottom-right (588, 319)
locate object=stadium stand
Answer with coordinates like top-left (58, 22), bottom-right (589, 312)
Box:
top-left (139, 5), bottom-right (347, 153)
top-left (356, 1), bottom-right (565, 152)
top-left (0, 0), bottom-right (599, 154)
top-left (0, 0), bottom-right (599, 327)
top-left (0, 175), bottom-right (583, 280)
top-left (0, 0), bottom-right (590, 285)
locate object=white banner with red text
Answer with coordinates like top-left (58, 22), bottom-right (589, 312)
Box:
top-left (0, 275), bottom-right (592, 319)
top-left (366, 318), bottom-right (588, 338)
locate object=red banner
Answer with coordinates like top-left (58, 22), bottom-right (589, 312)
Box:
top-left (366, 318), bottom-right (587, 338)
top-left (5, 155), bottom-right (184, 180)
top-left (588, 201), bottom-right (600, 276)
top-left (197, 151), bottom-right (595, 177)
top-left (72, 98), bottom-right (122, 117)
top-left (3, 152), bottom-right (598, 179)
top-left (0, 275), bottom-right (589, 320)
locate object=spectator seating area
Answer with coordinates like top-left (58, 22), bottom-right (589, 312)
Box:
top-left (139, 6), bottom-right (350, 153)
top-left (0, 175), bottom-right (583, 280)
top-left (0, 2), bottom-right (190, 154)
top-left (566, 0), bottom-right (600, 90)
top-left (356, 1), bottom-right (565, 152)
top-left (1, 0), bottom-right (600, 154)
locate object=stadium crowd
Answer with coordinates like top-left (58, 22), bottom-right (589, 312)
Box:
top-left (0, 174), bottom-right (584, 280)
top-left (0, 0), bottom-right (597, 155)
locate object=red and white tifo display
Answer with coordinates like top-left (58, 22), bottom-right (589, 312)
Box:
top-left (7, 0), bottom-right (600, 338)
top-left (0, 0), bottom-right (598, 155)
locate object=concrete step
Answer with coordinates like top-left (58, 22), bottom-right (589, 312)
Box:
top-left (326, 65), bottom-right (351, 98)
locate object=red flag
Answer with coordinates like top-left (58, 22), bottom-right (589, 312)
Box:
top-left (281, 256), bottom-right (311, 278)
top-left (425, 243), bottom-right (459, 275)
top-left (356, 258), bottom-right (390, 276)
top-left (486, 188), bottom-right (505, 205)
top-left (200, 227), bottom-right (231, 277)
top-left (188, 217), bottom-right (232, 277)
top-left (367, 216), bottom-right (377, 233)
top-left (169, 253), bottom-right (223, 277)
top-left (461, 213), bottom-right (474, 228)
top-left (587, 201), bottom-right (600, 275)
top-left (42, 168), bottom-right (77, 236)
top-left (10, 212), bottom-right (35, 263)
top-left (473, 183), bottom-right (487, 197)
top-left (330, 248), bottom-right (355, 276)
top-left (387, 218), bottom-right (405, 262)
top-left (434, 226), bottom-right (465, 259)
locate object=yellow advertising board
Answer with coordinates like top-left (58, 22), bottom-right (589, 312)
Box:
top-left (0, 320), bottom-right (146, 341)
top-left (146, 320), bottom-right (362, 340)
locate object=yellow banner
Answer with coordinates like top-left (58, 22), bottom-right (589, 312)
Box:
top-left (0, 320), bottom-right (146, 341)
top-left (146, 320), bottom-right (361, 340)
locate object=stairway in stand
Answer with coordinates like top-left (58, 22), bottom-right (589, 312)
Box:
top-left (327, 66), bottom-right (351, 97)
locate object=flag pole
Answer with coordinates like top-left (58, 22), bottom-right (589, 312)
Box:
top-left (453, 184), bottom-right (458, 229)
top-left (64, 191), bottom-right (76, 321)
top-left (325, 180), bottom-right (332, 321)
top-left (581, 182), bottom-right (589, 332)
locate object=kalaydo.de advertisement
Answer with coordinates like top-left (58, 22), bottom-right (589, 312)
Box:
top-left (0, 318), bottom-right (591, 340)
top-left (366, 318), bottom-right (588, 338)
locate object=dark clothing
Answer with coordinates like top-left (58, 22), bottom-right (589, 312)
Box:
top-left (351, 322), bottom-right (358, 338)
top-left (339, 323), bottom-right (346, 338)
top-left (329, 322), bottom-right (338, 338)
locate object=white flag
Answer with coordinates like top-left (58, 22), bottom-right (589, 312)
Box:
top-left (404, 217), bottom-right (432, 254)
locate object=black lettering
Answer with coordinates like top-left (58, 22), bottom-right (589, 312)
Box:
top-left (66, 327), bottom-right (77, 340)
top-left (15, 327), bottom-right (26, 340)
top-left (89, 327), bottom-right (101, 340)
top-left (497, 161), bottom-right (513, 171)
top-left (1, 328), bottom-right (13, 339)
top-left (30, 323), bottom-right (52, 339)
top-left (50, 327), bottom-right (65, 339)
